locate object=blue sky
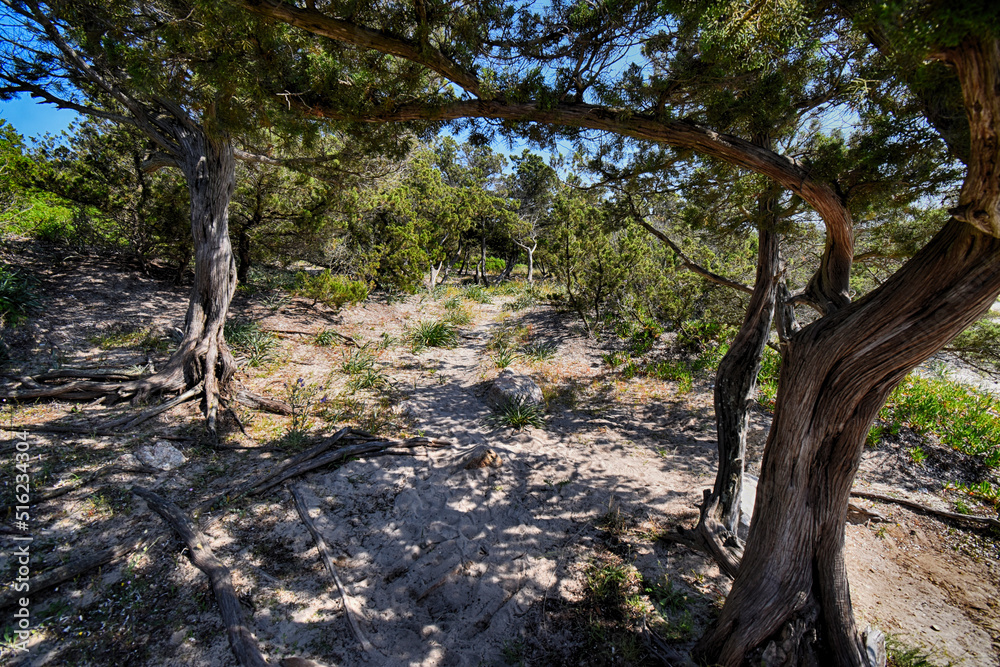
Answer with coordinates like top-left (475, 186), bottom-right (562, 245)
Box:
top-left (0, 94), bottom-right (79, 142)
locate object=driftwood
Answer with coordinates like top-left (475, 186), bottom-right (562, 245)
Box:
top-left (289, 485), bottom-right (373, 653)
top-left (31, 368), bottom-right (147, 382)
top-left (132, 486), bottom-right (269, 667)
top-left (0, 535), bottom-right (150, 609)
top-left (850, 490), bottom-right (1000, 530)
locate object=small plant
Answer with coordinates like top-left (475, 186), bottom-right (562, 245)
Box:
top-left (886, 635), bottom-right (936, 667)
top-left (907, 445), bottom-right (928, 466)
top-left (490, 343), bottom-right (520, 369)
top-left (947, 480), bottom-right (1000, 508)
top-left (292, 270), bottom-right (368, 309)
top-left (463, 284), bottom-right (492, 304)
top-left (314, 328), bottom-right (341, 347)
top-left (503, 290), bottom-right (538, 312)
top-left (341, 347), bottom-right (376, 375)
top-left (284, 377), bottom-right (322, 437)
top-left (603, 350), bottom-right (629, 368)
top-left (407, 320), bottom-right (458, 351)
top-left (488, 397), bottom-right (545, 430)
top-left (443, 301), bottom-right (472, 325)
top-left (376, 331), bottom-right (397, 350)
top-left (596, 498), bottom-right (632, 537)
top-left (522, 341), bottom-right (557, 362)
top-left (0, 264), bottom-right (40, 326)
top-left (347, 367), bottom-right (389, 392)
top-left (953, 499), bottom-right (971, 515)
top-left (225, 321), bottom-right (278, 367)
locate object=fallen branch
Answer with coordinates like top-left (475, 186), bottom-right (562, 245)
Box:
top-left (289, 485), bottom-right (373, 653)
top-left (193, 427), bottom-right (351, 516)
top-left (252, 436), bottom-right (451, 496)
top-left (34, 464), bottom-right (158, 503)
top-left (132, 486), bottom-right (269, 667)
top-left (850, 490), bottom-right (1000, 529)
top-left (234, 389), bottom-right (293, 415)
top-left (31, 368), bottom-right (146, 382)
top-left (0, 535), bottom-right (150, 609)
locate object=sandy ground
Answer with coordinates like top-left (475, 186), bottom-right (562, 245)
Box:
top-left (0, 245), bottom-right (998, 666)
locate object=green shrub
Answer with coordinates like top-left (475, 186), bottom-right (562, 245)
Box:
top-left (870, 375), bottom-right (1000, 466)
top-left (0, 264), bottom-right (40, 326)
top-left (407, 320), bottom-right (458, 351)
top-left (341, 347), bottom-right (377, 375)
top-left (522, 341), bottom-right (557, 362)
top-left (293, 270), bottom-right (368, 310)
top-left (483, 256), bottom-right (505, 273)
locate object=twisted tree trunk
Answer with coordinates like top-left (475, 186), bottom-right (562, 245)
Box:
top-left (696, 37), bottom-right (1000, 666)
top-left (130, 127), bottom-right (238, 431)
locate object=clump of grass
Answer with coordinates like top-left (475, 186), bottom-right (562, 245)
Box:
top-left (341, 347), bottom-right (376, 375)
top-left (347, 367), bottom-right (390, 391)
top-left (490, 343), bottom-right (520, 369)
top-left (463, 284), bottom-right (492, 304)
top-left (225, 321), bottom-right (278, 367)
top-left (443, 296), bottom-right (473, 325)
top-left (407, 320), bottom-right (458, 351)
top-left (0, 264), bottom-right (40, 326)
top-left (488, 397), bottom-right (545, 430)
top-left (314, 328), bottom-right (342, 347)
top-left (522, 341), bottom-right (557, 362)
top-left (503, 289), bottom-right (538, 312)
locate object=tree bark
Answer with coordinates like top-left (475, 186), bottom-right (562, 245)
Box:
top-left (696, 218), bottom-right (1000, 666)
top-left (696, 37), bottom-right (1000, 666)
top-left (711, 220), bottom-right (780, 535)
top-left (130, 126), bottom-right (238, 432)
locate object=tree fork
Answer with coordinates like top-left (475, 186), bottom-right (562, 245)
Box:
top-left (695, 218), bottom-right (1000, 666)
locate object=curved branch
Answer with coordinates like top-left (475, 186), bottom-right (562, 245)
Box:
top-left (239, 0), bottom-right (482, 97)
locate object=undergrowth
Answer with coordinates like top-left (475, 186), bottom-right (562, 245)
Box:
top-left (225, 321), bottom-right (278, 367)
top-left (0, 263), bottom-right (40, 326)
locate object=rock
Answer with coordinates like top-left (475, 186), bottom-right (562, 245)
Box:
top-left (484, 370), bottom-right (543, 410)
top-left (135, 441), bottom-right (187, 471)
top-left (463, 446), bottom-right (503, 469)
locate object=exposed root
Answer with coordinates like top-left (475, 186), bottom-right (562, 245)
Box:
top-left (667, 489), bottom-right (743, 579)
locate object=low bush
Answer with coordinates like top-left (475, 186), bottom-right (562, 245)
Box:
top-left (293, 270), bottom-right (368, 310)
top-left (0, 264), bottom-right (40, 326)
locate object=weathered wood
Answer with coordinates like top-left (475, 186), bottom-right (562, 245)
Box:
top-left (103, 383), bottom-right (204, 430)
top-left (850, 490), bottom-right (1000, 529)
top-left (33, 464), bottom-right (157, 503)
top-left (133, 486), bottom-right (269, 667)
top-left (0, 536), bottom-right (149, 609)
top-left (289, 485), bottom-right (373, 653)
top-left (234, 389), bottom-right (293, 415)
top-left (193, 427), bottom-right (350, 516)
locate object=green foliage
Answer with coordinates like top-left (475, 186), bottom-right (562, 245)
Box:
top-left (406, 320), bottom-right (458, 351)
top-left (949, 315), bottom-right (1000, 378)
top-left (293, 270), bottom-right (368, 310)
top-left (869, 375), bottom-right (1000, 467)
top-left (948, 480), bottom-right (1000, 509)
top-left (463, 284), bottom-right (492, 303)
top-left (490, 343), bottom-right (520, 369)
top-left (885, 635), bottom-right (937, 667)
top-left (522, 341), bottom-right (557, 362)
top-left (488, 397), bottom-right (545, 430)
top-left (483, 256), bottom-right (505, 273)
top-left (224, 321), bottom-right (278, 368)
top-left (283, 377), bottom-right (322, 437)
top-left (314, 329), bottom-right (341, 347)
top-left (340, 347), bottom-right (377, 375)
top-left (347, 367), bottom-right (390, 392)
top-left (0, 264), bottom-right (39, 326)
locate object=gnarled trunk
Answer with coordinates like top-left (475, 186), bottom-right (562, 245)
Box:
top-left (696, 218), bottom-right (1000, 665)
top-left (711, 221), bottom-right (780, 535)
top-left (132, 126), bottom-right (238, 432)
top-left (696, 36), bottom-right (1000, 667)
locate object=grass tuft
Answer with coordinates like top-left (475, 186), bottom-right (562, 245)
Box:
top-left (488, 397), bottom-right (544, 430)
top-left (407, 320), bottom-right (458, 351)
top-left (225, 321), bottom-right (278, 367)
